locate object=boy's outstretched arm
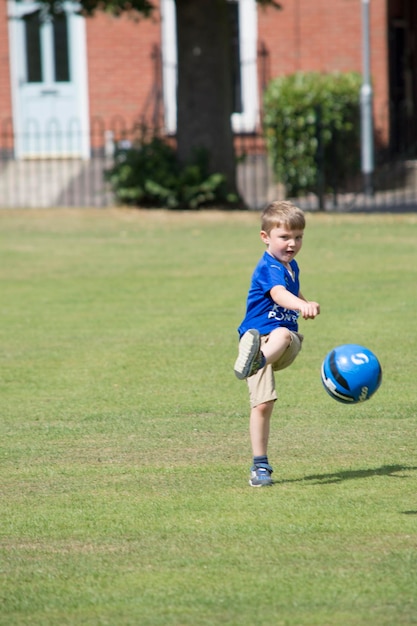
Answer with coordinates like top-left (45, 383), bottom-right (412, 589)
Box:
top-left (270, 285), bottom-right (320, 320)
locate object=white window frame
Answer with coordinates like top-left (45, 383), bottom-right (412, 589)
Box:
top-left (160, 0), bottom-right (258, 134)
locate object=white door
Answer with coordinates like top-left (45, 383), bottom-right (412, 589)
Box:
top-left (8, 0), bottom-right (89, 158)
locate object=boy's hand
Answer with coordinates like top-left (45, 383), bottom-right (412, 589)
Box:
top-left (299, 301), bottom-right (320, 319)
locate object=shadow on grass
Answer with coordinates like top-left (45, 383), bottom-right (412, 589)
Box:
top-left (277, 464), bottom-right (417, 486)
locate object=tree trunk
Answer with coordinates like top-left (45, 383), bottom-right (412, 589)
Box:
top-left (175, 0), bottom-right (237, 194)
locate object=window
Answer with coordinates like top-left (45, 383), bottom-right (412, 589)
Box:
top-left (229, 1), bottom-right (243, 114)
top-left (24, 10), bottom-right (42, 82)
top-left (23, 7), bottom-right (71, 84)
top-left (53, 12), bottom-right (70, 82)
top-left (160, 0), bottom-right (258, 133)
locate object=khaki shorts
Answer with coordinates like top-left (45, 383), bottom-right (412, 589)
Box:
top-left (246, 331), bottom-right (304, 408)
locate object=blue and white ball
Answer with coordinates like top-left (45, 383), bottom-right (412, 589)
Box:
top-left (321, 344), bottom-right (382, 404)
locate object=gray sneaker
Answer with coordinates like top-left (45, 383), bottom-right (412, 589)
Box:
top-left (234, 329), bottom-right (265, 379)
top-left (249, 465), bottom-right (273, 487)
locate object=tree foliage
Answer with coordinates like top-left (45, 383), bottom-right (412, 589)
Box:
top-left (41, 0), bottom-right (280, 18)
top-left (263, 71), bottom-right (362, 197)
top-left (40, 0), bottom-right (154, 17)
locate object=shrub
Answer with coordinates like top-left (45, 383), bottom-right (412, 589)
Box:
top-left (263, 71), bottom-right (362, 197)
top-left (105, 135), bottom-right (237, 210)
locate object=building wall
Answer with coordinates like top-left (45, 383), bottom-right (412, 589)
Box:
top-left (0, 1), bottom-right (390, 146)
top-left (86, 4), bottom-right (163, 135)
top-left (0, 1), bottom-right (13, 134)
top-left (258, 0), bottom-right (389, 143)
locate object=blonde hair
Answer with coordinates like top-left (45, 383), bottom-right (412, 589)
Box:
top-left (261, 201), bottom-right (305, 234)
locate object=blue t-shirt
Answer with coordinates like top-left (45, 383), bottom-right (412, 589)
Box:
top-left (238, 251), bottom-right (300, 337)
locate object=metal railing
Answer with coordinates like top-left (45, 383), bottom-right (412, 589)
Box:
top-left (1, 119), bottom-right (417, 212)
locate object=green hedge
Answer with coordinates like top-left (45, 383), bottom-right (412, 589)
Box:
top-left (263, 71), bottom-right (362, 197)
top-left (105, 136), bottom-right (237, 210)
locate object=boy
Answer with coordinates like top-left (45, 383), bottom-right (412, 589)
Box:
top-left (234, 201), bottom-right (320, 487)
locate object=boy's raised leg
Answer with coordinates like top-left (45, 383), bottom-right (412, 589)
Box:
top-left (234, 329), bottom-right (265, 379)
top-left (261, 327), bottom-right (292, 365)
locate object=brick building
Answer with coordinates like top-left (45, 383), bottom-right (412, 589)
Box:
top-left (0, 0), bottom-right (416, 159)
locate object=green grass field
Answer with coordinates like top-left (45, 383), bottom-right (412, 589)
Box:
top-left (1, 207), bottom-right (416, 626)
